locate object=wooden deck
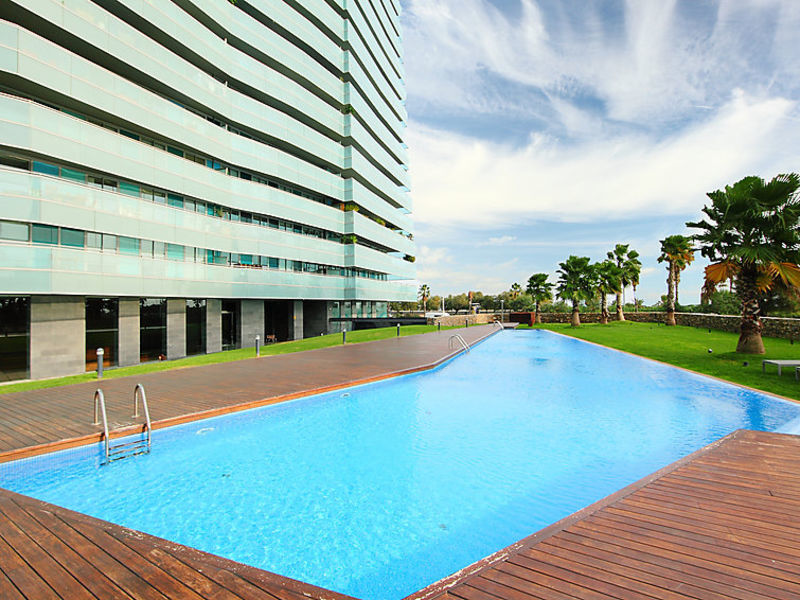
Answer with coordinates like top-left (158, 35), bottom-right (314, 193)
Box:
top-left (410, 429), bottom-right (800, 600)
top-left (0, 487), bottom-right (357, 600)
top-left (0, 325), bottom-right (497, 461)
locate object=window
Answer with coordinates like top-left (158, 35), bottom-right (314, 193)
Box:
top-left (86, 233), bottom-right (102, 249)
top-left (153, 191), bottom-right (166, 204)
top-left (0, 155), bottom-right (30, 170)
top-left (0, 221), bottom-right (28, 242)
top-left (166, 244), bottom-right (184, 261)
top-left (120, 129), bottom-right (139, 141)
top-left (140, 240), bottom-right (154, 257)
top-left (32, 161), bottom-right (59, 177)
top-left (60, 228), bottom-right (84, 247)
top-left (60, 168), bottom-right (86, 183)
top-left (119, 181), bottom-right (140, 196)
top-left (268, 257), bottom-right (279, 269)
top-left (153, 242), bottom-right (165, 258)
top-left (32, 224), bottom-right (58, 245)
top-left (167, 146), bottom-right (183, 157)
top-left (119, 236), bottom-right (139, 255)
top-left (102, 234), bottom-right (117, 251)
top-left (167, 194), bottom-right (184, 209)
top-left (238, 254), bottom-right (253, 265)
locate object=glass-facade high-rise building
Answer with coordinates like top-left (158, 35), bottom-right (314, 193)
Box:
top-left (0, 0), bottom-right (415, 380)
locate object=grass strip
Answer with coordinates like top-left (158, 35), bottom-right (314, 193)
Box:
top-left (522, 321), bottom-right (800, 401)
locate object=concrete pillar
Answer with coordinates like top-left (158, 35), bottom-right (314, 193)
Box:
top-left (118, 298), bottom-right (140, 367)
top-left (239, 299), bottom-right (265, 348)
top-left (291, 300), bottom-right (304, 340)
top-left (166, 298), bottom-right (186, 360)
top-left (206, 299), bottom-right (222, 354)
top-left (30, 296), bottom-right (85, 379)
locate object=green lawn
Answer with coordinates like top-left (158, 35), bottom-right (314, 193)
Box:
top-left (0, 325), bottom-right (458, 395)
top-left (521, 321), bottom-right (800, 402)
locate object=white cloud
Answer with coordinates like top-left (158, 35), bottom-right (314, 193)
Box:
top-left (408, 91), bottom-right (800, 228)
top-left (403, 0), bottom-right (800, 129)
top-left (481, 235), bottom-right (516, 246)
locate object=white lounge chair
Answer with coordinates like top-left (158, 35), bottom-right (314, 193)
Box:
top-left (762, 359), bottom-right (800, 377)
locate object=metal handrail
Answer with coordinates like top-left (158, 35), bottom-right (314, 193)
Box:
top-left (93, 389), bottom-right (110, 461)
top-left (133, 383), bottom-right (152, 450)
top-left (493, 321), bottom-right (503, 330)
top-left (448, 334), bottom-right (470, 353)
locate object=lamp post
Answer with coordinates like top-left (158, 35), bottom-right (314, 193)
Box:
top-left (96, 348), bottom-right (104, 379)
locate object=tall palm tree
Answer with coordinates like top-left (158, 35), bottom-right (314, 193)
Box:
top-left (607, 244), bottom-right (641, 321)
top-left (510, 282), bottom-right (522, 299)
top-left (418, 283), bottom-right (430, 312)
top-left (526, 273), bottom-right (553, 324)
top-left (658, 235), bottom-right (694, 326)
top-left (688, 173), bottom-right (800, 354)
top-left (556, 256), bottom-right (596, 327)
top-left (595, 260), bottom-right (623, 324)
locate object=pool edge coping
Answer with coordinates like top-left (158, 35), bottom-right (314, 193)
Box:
top-left (0, 326), bottom-right (501, 464)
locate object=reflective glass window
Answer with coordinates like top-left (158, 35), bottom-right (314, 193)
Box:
top-left (0, 221), bottom-right (28, 242)
top-left (32, 224), bottom-right (58, 244)
top-left (32, 161), bottom-right (59, 177)
top-left (60, 228), bottom-right (84, 247)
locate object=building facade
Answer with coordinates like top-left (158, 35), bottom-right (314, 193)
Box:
top-left (0, 0), bottom-right (415, 381)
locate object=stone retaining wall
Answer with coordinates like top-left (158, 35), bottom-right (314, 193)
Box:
top-left (428, 313), bottom-right (497, 327)
top-left (510, 311), bottom-right (800, 340)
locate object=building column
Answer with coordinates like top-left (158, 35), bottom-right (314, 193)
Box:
top-left (291, 300), bottom-right (304, 340)
top-left (118, 298), bottom-right (140, 367)
top-left (30, 296), bottom-right (85, 379)
top-left (166, 298), bottom-right (186, 360)
top-left (239, 299), bottom-right (265, 348)
top-left (302, 300), bottom-right (329, 337)
top-left (206, 299), bottom-right (222, 353)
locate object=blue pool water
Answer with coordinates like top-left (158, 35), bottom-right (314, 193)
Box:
top-left (3, 330), bottom-right (800, 599)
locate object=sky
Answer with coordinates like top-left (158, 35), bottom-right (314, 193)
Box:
top-left (400, 0), bottom-right (800, 303)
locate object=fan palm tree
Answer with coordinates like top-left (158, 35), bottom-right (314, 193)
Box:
top-left (526, 273), bottom-right (553, 324)
top-left (418, 284), bottom-right (430, 312)
top-left (556, 256), bottom-right (596, 327)
top-left (595, 260), bottom-right (623, 324)
top-left (510, 282), bottom-right (522, 299)
top-left (607, 244), bottom-right (641, 321)
top-left (658, 235), bottom-right (694, 326)
top-left (688, 173), bottom-right (800, 354)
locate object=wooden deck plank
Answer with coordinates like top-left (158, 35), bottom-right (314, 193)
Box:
top-left (411, 430), bottom-right (800, 600)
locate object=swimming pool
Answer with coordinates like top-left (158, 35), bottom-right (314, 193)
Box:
top-left (3, 330), bottom-right (800, 599)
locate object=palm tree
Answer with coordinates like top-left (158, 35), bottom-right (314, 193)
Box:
top-left (595, 260), bottom-right (623, 324)
top-left (688, 173), bottom-right (800, 354)
top-left (658, 235), bottom-right (694, 326)
top-left (510, 282), bottom-right (522, 299)
top-left (556, 256), bottom-right (596, 327)
top-left (607, 244), bottom-right (641, 321)
top-left (526, 273), bottom-right (553, 324)
top-left (418, 284), bottom-right (430, 312)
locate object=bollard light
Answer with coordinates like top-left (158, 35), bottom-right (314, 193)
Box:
top-left (96, 348), bottom-right (104, 379)
top-left (255, 334), bottom-right (260, 357)
top-left (437, 322), bottom-right (441, 332)
top-left (342, 329), bottom-right (347, 344)
top-left (397, 323), bottom-right (400, 337)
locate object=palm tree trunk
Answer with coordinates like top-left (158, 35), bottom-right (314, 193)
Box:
top-left (534, 300), bottom-right (541, 324)
top-left (615, 291), bottom-right (624, 321)
top-left (736, 270), bottom-right (765, 354)
top-left (633, 286), bottom-right (638, 312)
top-left (675, 270), bottom-right (681, 307)
top-left (571, 299), bottom-right (581, 327)
top-left (666, 264), bottom-right (677, 326)
top-left (600, 294), bottom-right (609, 325)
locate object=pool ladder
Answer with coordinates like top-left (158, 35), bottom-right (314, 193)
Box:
top-left (93, 384), bottom-right (152, 464)
top-left (449, 334), bottom-right (470, 353)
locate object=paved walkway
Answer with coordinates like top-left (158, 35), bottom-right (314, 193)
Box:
top-left (0, 325), bottom-right (498, 460)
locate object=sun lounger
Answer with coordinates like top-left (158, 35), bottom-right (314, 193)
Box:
top-left (762, 359), bottom-right (800, 377)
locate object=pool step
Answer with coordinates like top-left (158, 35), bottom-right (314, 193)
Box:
top-left (106, 438), bottom-right (151, 462)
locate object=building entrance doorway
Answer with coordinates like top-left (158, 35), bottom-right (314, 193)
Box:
top-left (264, 300), bottom-right (291, 342)
top-left (221, 300), bottom-right (240, 350)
